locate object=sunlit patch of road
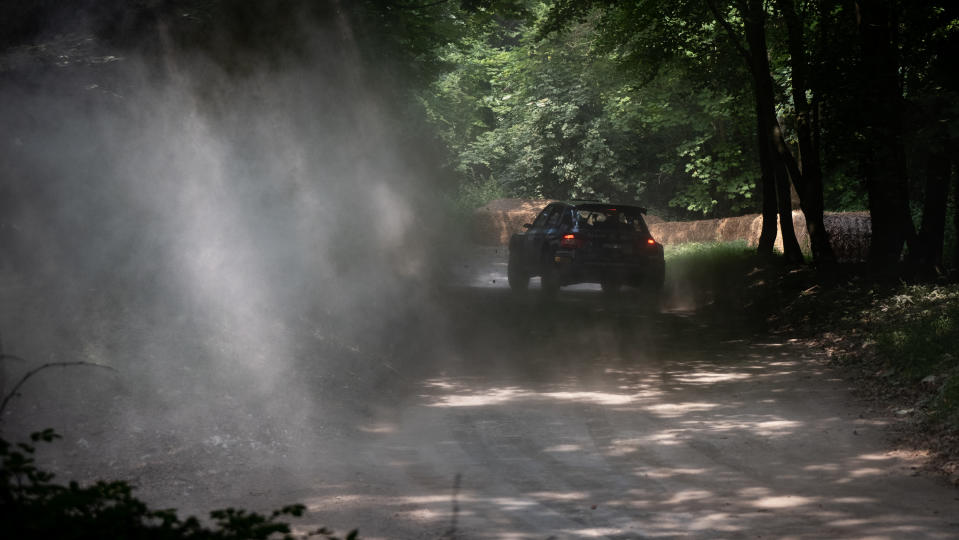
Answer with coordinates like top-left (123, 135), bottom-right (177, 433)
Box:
top-left (284, 281), bottom-right (959, 539)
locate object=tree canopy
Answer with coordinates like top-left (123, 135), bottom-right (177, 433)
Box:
top-left (421, 0), bottom-right (959, 271)
top-left (1, 0), bottom-right (957, 272)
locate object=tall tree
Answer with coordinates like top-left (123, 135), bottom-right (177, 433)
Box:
top-left (544, 0), bottom-right (839, 264)
top-left (424, 6), bottom-right (760, 214)
top-left (897, 2), bottom-right (959, 275)
top-left (775, 0), bottom-right (836, 264)
top-left (855, 0), bottom-right (915, 267)
top-left (715, 0), bottom-right (804, 263)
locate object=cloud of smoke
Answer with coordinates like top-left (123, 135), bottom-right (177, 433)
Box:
top-left (0, 4), bottom-right (458, 503)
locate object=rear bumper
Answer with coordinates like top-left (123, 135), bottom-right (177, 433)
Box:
top-left (554, 252), bottom-right (664, 287)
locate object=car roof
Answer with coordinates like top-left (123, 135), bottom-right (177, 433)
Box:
top-left (567, 202), bottom-right (648, 214)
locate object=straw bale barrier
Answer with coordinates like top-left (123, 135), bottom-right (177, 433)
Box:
top-left (471, 198), bottom-right (870, 261)
top-left (471, 198), bottom-right (554, 245)
top-left (649, 211), bottom-right (871, 262)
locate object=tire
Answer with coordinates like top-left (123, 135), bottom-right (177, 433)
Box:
top-left (540, 252), bottom-right (561, 296)
top-left (600, 278), bottom-right (622, 295)
top-left (507, 254), bottom-right (529, 292)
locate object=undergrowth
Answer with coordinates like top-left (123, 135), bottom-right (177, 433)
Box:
top-left (664, 241), bottom-right (788, 326)
top-left (666, 241), bottom-right (959, 475)
top-left (0, 429), bottom-right (358, 540)
top-left (664, 240), bottom-right (756, 275)
top-left (866, 285), bottom-right (959, 427)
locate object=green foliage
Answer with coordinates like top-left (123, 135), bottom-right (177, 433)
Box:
top-left (450, 176), bottom-right (507, 217)
top-left (421, 2), bottom-right (761, 216)
top-left (0, 431), bottom-right (357, 540)
top-left (824, 283), bottom-right (959, 428)
top-left (870, 286), bottom-right (959, 382)
top-left (664, 241), bottom-right (756, 281)
top-left (663, 241), bottom-right (773, 310)
top-left (664, 240), bottom-right (753, 263)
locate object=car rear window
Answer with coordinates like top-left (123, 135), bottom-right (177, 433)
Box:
top-left (574, 207), bottom-right (649, 233)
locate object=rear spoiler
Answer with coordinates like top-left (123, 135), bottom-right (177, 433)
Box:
top-left (570, 200), bottom-right (648, 214)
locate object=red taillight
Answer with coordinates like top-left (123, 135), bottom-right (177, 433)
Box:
top-left (561, 234), bottom-right (585, 248)
top-left (637, 237), bottom-right (658, 249)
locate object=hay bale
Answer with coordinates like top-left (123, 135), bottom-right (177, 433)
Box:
top-left (824, 211), bottom-right (871, 262)
top-left (718, 215), bottom-right (761, 245)
top-left (650, 210), bottom-right (871, 262)
top-left (471, 198), bottom-right (553, 245)
top-left (644, 214), bottom-right (664, 225)
top-left (650, 218), bottom-right (719, 245)
top-left (766, 211), bottom-right (869, 261)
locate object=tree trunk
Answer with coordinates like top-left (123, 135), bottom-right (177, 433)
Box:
top-left (856, 0), bottom-right (915, 268)
top-left (955, 158), bottom-right (959, 275)
top-left (775, 155), bottom-right (804, 263)
top-left (913, 149), bottom-right (951, 276)
top-left (757, 128), bottom-right (778, 256)
top-left (743, 0), bottom-right (802, 261)
top-left (777, 0), bottom-right (836, 265)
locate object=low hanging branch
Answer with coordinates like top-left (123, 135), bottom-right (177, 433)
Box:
top-left (0, 361), bottom-right (117, 419)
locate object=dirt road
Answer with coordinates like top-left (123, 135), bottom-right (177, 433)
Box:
top-left (6, 249), bottom-right (959, 539)
top-left (279, 283), bottom-right (957, 539)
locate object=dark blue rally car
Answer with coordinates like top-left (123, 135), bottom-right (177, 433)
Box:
top-left (507, 201), bottom-right (665, 296)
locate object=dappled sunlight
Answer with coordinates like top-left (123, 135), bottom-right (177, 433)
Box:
top-left (543, 444), bottom-right (584, 453)
top-left (737, 486), bottom-right (773, 498)
top-left (681, 418), bottom-right (803, 437)
top-left (664, 489), bottom-right (713, 504)
top-left (643, 401), bottom-right (721, 417)
top-left (847, 467), bottom-right (885, 478)
top-left (357, 423), bottom-right (396, 434)
top-left (857, 452), bottom-right (900, 461)
top-left (557, 527), bottom-right (626, 538)
top-left (607, 432), bottom-right (688, 455)
top-left (428, 386), bottom-right (529, 407)
top-left (634, 467), bottom-right (709, 479)
top-left (422, 378), bottom-right (647, 408)
top-left (527, 491), bottom-right (589, 502)
top-left (672, 371), bottom-right (753, 384)
top-left (540, 391), bottom-right (635, 405)
top-left (804, 463), bottom-right (840, 472)
top-left (752, 494), bottom-right (817, 509)
top-left (327, 335), bottom-right (959, 539)
top-left (834, 497), bottom-right (880, 504)
top-left (768, 361), bottom-right (800, 367)
top-left (294, 447), bottom-right (956, 539)
top-left (486, 496), bottom-right (539, 511)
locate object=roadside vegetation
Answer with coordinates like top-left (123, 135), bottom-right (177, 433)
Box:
top-left (0, 429), bottom-right (357, 540)
top-left (666, 241), bottom-right (959, 481)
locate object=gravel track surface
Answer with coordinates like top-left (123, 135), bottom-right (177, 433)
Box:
top-left (5, 248), bottom-right (958, 539)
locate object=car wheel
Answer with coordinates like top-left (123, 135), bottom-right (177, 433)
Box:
top-left (540, 253), bottom-right (561, 296)
top-left (600, 278), bottom-right (622, 295)
top-left (507, 255), bottom-right (529, 292)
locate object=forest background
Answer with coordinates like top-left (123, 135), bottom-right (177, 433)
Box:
top-left (420, 0), bottom-right (959, 272)
top-left (2, 0), bottom-right (958, 273)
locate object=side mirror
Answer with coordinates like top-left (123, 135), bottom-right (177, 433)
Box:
top-left (523, 223), bottom-right (532, 229)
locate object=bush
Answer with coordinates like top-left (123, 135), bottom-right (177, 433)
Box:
top-left (867, 285), bottom-right (959, 427)
top-left (663, 241), bottom-right (774, 312)
top-left (0, 430), bottom-right (357, 540)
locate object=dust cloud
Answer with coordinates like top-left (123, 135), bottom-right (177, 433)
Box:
top-left (0, 2), bottom-right (458, 509)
